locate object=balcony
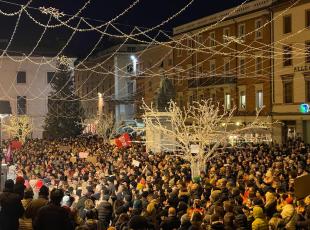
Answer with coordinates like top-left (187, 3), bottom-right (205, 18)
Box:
top-left (109, 94), bottom-right (137, 104)
top-left (188, 74), bottom-right (236, 88)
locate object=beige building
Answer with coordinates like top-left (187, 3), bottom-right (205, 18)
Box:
top-left (135, 44), bottom-right (173, 117)
top-left (172, 0), bottom-right (274, 142)
top-left (272, 0), bottom-right (310, 144)
top-left (0, 56), bottom-right (75, 139)
top-left (75, 43), bottom-right (146, 129)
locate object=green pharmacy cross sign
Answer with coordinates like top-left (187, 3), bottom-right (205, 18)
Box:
top-left (300, 103), bottom-right (310, 113)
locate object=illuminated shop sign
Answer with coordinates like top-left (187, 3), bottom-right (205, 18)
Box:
top-left (300, 103), bottom-right (310, 113)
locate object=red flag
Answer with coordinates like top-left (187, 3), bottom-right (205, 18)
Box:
top-left (115, 133), bottom-right (131, 148)
top-left (11, 140), bottom-right (22, 150)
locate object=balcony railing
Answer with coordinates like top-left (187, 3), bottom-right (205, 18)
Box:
top-left (188, 74), bottom-right (236, 88)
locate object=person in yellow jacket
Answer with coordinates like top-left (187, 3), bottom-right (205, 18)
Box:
top-left (251, 206), bottom-right (269, 230)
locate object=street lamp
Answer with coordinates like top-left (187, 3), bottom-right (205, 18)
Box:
top-left (130, 55), bottom-right (137, 74)
top-left (0, 100), bottom-right (11, 191)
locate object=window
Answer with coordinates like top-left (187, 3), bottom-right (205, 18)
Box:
top-left (238, 24), bottom-right (245, 37)
top-left (47, 72), bottom-right (55, 84)
top-left (196, 34), bottom-right (203, 44)
top-left (306, 80), bottom-right (310, 101)
top-left (17, 96), bottom-right (26, 115)
top-left (16, 71), bottom-right (26, 84)
top-left (197, 64), bottom-right (203, 77)
top-left (127, 46), bottom-right (136, 52)
top-left (283, 15), bottom-right (292, 34)
top-left (283, 80), bottom-right (293, 103)
top-left (283, 45), bottom-right (292, 66)
top-left (188, 95), bottom-right (193, 106)
top-left (224, 58), bottom-right (230, 74)
top-left (209, 32), bottom-right (215, 47)
top-left (306, 10), bottom-right (310, 28)
top-left (148, 81), bottom-right (152, 91)
top-left (239, 58), bottom-right (245, 75)
top-left (306, 41), bottom-right (310, 63)
top-left (256, 57), bottom-right (263, 74)
top-left (223, 28), bottom-right (230, 42)
top-left (187, 39), bottom-right (193, 54)
top-left (256, 90), bottom-right (263, 108)
top-left (225, 93), bottom-right (231, 110)
top-left (209, 60), bottom-right (216, 76)
top-left (239, 91), bottom-right (246, 110)
top-left (255, 19), bottom-right (262, 39)
top-left (177, 93), bottom-right (184, 107)
top-left (127, 64), bottom-right (134, 73)
top-left (127, 81), bottom-right (134, 95)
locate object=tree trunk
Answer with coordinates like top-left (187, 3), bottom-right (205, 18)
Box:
top-left (190, 157), bottom-right (206, 180)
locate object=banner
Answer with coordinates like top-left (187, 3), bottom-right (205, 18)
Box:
top-left (79, 152), bottom-right (89, 158)
top-left (115, 133), bottom-right (131, 148)
top-left (132, 159), bottom-right (141, 167)
top-left (87, 156), bottom-right (97, 164)
top-left (295, 174), bottom-right (310, 199)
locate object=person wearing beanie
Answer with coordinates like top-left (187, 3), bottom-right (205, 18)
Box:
top-left (160, 207), bottom-right (181, 230)
top-left (251, 206), bottom-right (268, 230)
top-left (33, 188), bottom-right (74, 230)
top-left (97, 192), bottom-right (113, 230)
top-left (0, 179), bottom-right (24, 230)
top-left (25, 185), bottom-right (49, 221)
top-left (15, 176), bottom-right (26, 199)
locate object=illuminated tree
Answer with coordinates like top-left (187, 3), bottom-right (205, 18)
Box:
top-left (142, 99), bottom-right (272, 178)
top-left (86, 113), bottom-right (114, 141)
top-left (4, 115), bottom-right (33, 143)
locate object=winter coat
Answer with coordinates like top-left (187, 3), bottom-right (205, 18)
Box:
top-left (160, 216), bottom-right (181, 230)
top-left (0, 190), bottom-right (24, 230)
top-left (296, 205), bottom-right (310, 229)
top-left (75, 195), bottom-right (89, 217)
top-left (251, 206), bottom-right (268, 230)
top-left (33, 203), bottom-right (74, 230)
top-left (97, 200), bottom-right (113, 228)
top-left (24, 196), bottom-right (48, 220)
top-left (281, 204), bottom-right (298, 230)
top-left (19, 199), bottom-right (33, 230)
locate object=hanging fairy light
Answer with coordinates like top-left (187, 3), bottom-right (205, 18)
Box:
top-left (39, 6), bottom-right (64, 19)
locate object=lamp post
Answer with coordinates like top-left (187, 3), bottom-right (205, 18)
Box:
top-left (0, 100), bottom-right (11, 191)
top-left (98, 93), bottom-right (104, 118)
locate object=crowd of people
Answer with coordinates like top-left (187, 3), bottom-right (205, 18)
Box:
top-left (0, 137), bottom-right (309, 230)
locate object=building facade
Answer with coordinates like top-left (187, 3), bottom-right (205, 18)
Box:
top-left (0, 56), bottom-right (75, 139)
top-left (172, 0), bottom-right (273, 141)
top-left (135, 44), bottom-right (173, 117)
top-left (272, 0), bottom-right (310, 144)
top-left (75, 43), bottom-right (146, 128)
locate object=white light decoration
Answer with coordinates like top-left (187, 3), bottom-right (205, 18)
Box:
top-left (39, 6), bottom-right (65, 19)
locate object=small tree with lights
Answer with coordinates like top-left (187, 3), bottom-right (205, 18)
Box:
top-left (86, 113), bottom-right (114, 141)
top-left (3, 115), bottom-right (33, 143)
top-left (142, 99), bottom-right (272, 179)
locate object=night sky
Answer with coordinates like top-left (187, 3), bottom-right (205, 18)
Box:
top-left (0, 0), bottom-right (247, 57)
